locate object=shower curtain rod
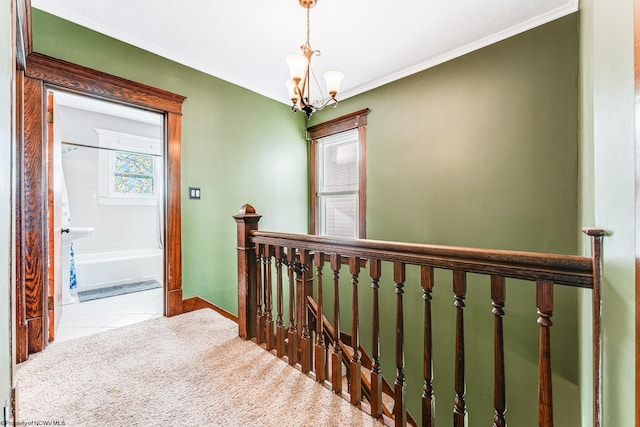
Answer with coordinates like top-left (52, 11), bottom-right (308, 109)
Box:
top-left (61, 140), bottom-right (163, 157)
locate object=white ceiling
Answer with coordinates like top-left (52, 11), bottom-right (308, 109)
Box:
top-left (32, 0), bottom-right (578, 105)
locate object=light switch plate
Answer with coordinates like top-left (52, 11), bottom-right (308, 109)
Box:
top-left (188, 187), bottom-right (201, 200)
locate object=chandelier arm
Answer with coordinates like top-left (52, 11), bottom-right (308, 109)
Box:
top-left (314, 96), bottom-right (339, 110)
top-left (309, 65), bottom-right (325, 104)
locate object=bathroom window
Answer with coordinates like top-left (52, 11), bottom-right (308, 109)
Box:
top-left (96, 128), bottom-right (162, 205)
top-left (112, 152), bottom-right (155, 196)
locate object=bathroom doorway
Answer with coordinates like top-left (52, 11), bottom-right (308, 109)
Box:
top-left (17, 54), bottom-right (184, 358)
top-left (49, 89), bottom-right (165, 342)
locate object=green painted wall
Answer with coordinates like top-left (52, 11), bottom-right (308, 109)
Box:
top-left (310, 15), bottom-right (579, 255)
top-left (311, 15), bottom-right (581, 424)
top-left (579, 0), bottom-right (635, 426)
top-left (31, 10), bottom-right (308, 313)
top-left (1, 0), bottom-right (15, 421)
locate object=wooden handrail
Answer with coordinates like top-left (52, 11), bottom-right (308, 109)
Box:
top-left (234, 204), bottom-right (604, 427)
top-left (250, 231), bottom-right (594, 288)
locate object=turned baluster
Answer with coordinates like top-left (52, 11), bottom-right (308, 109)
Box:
top-left (256, 243), bottom-right (265, 345)
top-left (275, 246), bottom-right (286, 358)
top-left (331, 253), bottom-right (343, 394)
top-left (324, 337), bottom-right (330, 385)
top-left (264, 245), bottom-right (274, 351)
top-left (394, 262), bottom-right (407, 427)
top-left (370, 259), bottom-right (383, 419)
top-left (491, 275), bottom-right (507, 427)
top-left (453, 270), bottom-right (467, 427)
top-left (314, 251), bottom-right (326, 383)
top-left (349, 257), bottom-right (362, 406)
top-left (537, 280), bottom-right (554, 427)
top-left (299, 249), bottom-right (312, 373)
top-left (421, 266), bottom-right (435, 427)
top-left (287, 247), bottom-right (297, 366)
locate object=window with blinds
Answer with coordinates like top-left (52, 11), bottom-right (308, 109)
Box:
top-left (308, 108), bottom-right (368, 239)
top-left (317, 129), bottom-right (359, 238)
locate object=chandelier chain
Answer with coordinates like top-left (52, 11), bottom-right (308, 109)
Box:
top-left (306, 6), bottom-right (311, 49)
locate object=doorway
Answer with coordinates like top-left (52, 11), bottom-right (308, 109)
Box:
top-left (17, 53), bottom-right (185, 359)
top-left (49, 90), bottom-right (165, 341)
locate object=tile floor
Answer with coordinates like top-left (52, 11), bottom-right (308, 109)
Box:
top-left (54, 287), bottom-right (164, 343)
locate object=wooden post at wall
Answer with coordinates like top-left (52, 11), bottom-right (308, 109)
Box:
top-left (234, 204), bottom-right (261, 340)
top-left (165, 112), bottom-right (183, 317)
top-left (22, 75), bottom-right (47, 355)
top-left (14, 68), bottom-right (28, 363)
top-left (584, 227), bottom-right (605, 427)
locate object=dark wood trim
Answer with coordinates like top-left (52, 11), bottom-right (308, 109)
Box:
top-left (22, 76), bottom-right (46, 354)
top-left (357, 125), bottom-right (367, 239)
top-left (17, 53), bottom-right (186, 355)
top-left (308, 141), bottom-right (317, 235)
top-left (307, 108), bottom-right (369, 238)
top-left (307, 139), bottom-right (317, 236)
top-left (25, 53), bottom-right (186, 114)
top-left (46, 91), bottom-right (54, 343)
top-left (15, 69), bottom-right (28, 363)
top-left (307, 108), bottom-right (370, 139)
top-left (165, 112), bottom-right (183, 317)
top-left (15, 0), bottom-right (31, 70)
top-left (182, 297), bottom-right (239, 323)
top-left (584, 228), bottom-right (604, 427)
top-left (234, 204), bottom-right (261, 339)
top-left (11, 387), bottom-right (17, 425)
top-left (250, 230), bottom-right (597, 287)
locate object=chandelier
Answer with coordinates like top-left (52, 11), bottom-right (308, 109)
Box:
top-left (285, 0), bottom-right (344, 119)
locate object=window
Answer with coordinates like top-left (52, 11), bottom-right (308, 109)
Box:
top-left (96, 128), bottom-right (162, 205)
top-left (308, 109), bottom-right (369, 239)
top-left (112, 151), bottom-right (156, 196)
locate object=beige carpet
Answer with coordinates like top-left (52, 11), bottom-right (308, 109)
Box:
top-left (17, 309), bottom-right (383, 426)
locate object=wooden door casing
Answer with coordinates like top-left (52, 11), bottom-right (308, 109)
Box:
top-left (21, 75), bottom-right (46, 355)
top-left (17, 52), bottom-right (186, 357)
top-left (46, 90), bottom-right (62, 342)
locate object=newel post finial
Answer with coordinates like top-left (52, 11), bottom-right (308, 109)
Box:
top-left (234, 204), bottom-right (262, 340)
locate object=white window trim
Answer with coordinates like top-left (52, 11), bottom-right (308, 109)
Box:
top-left (96, 128), bottom-right (162, 206)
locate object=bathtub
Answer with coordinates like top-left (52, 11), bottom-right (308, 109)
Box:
top-left (72, 248), bottom-right (163, 292)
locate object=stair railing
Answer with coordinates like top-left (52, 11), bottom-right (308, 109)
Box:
top-left (234, 204), bottom-right (604, 427)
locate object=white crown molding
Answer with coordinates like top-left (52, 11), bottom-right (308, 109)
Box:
top-left (338, 1), bottom-right (579, 102)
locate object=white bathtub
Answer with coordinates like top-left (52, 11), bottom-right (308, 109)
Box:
top-left (73, 248), bottom-right (163, 292)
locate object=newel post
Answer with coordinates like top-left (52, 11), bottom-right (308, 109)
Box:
top-left (234, 204), bottom-right (262, 340)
